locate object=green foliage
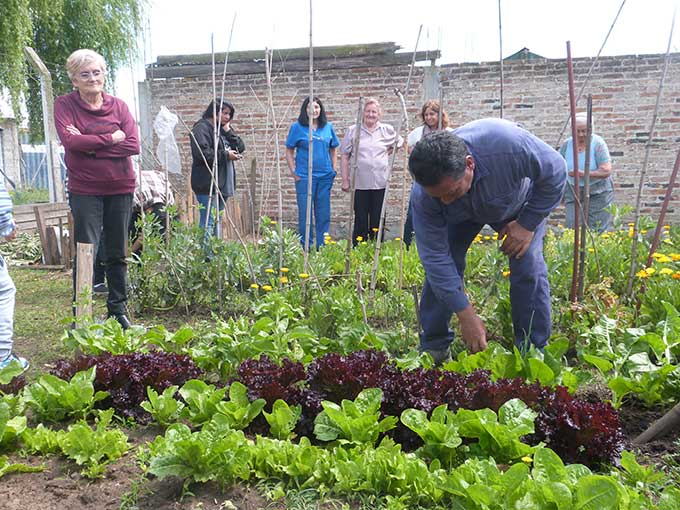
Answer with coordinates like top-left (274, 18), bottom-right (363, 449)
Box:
top-left (0, 0), bottom-right (145, 136)
top-left (313, 388), bottom-right (398, 446)
top-left (23, 366), bottom-right (109, 421)
top-left (400, 405), bottom-right (463, 468)
top-left (0, 402), bottom-right (27, 449)
top-left (263, 399), bottom-right (302, 440)
top-left (140, 385), bottom-right (184, 426)
top-left (211, 382), bottom-right (265, 431)
top-left (0, 455), bottom-right (44, 478)
top-left (63, 318), bottom-right (147, 355)
top-left (178, 379), bottom-right (227, 426)
top-left (58, 409), bottom-right (129, 478)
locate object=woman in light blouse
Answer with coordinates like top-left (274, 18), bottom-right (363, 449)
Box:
top-left (340, 98), bottom-right (403, 245)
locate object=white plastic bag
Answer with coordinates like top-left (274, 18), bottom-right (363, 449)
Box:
top-left (153, 106), bottom-right (181, 174)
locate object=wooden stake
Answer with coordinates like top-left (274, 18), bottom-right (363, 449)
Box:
top-left (577, 96), bottom-right (593, 301)
top-left (368, 26), bottom-right (423, 304)
top-left (75, 242), bottom-right (94, 321)
top-left (344, 96), bottom-right (364, 274)
top-left (303, 0), bottom-right (315, 268)
top-left (566, 41), bottom-right (581, 304)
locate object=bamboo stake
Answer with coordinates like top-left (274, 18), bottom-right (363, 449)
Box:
top-left (368, 26), bottom-right (422, 304)
top-left (554, 0), bottom-right (627, 147)
top-left (344, 96), bottom-right (364, 274)
top-left (264, 49), bottom-right (285, 270)
top-left (396, 92), bottom-right (411, 290)
top-left (303, 0), bottom-right (315, 268)
top-left (176, 114), bottom-right (257, 282)
top-left (635, 147), bottom-right (680, 311)
top-left (626, 12), bottom-right (675, 296)
top-left (566, 41), bottom-right (581, 304)
top-left (498, 0), bottom-right (504, 119)
top-left (577, 96), bottom-right (593, 301)
top-left (356, 271), bottom-right (368, 325)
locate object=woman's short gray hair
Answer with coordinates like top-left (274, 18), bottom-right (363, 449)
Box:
top-left (65, 49), bottom-right (107, 79)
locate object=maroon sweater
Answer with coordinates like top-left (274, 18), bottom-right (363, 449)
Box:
top-left (54, 91), bottom-right (139, 195)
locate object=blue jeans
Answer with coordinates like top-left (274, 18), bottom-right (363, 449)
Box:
top-left (295, 175), bottom-right (334, 249)
top-left (195, 193), bottom-right (225, 237)
top-left (0, 256), bottom-right (16, 359)
top-left (420, 220), bottom-right (550, 352)
top-left (69, 193), bottom-right (133, 317)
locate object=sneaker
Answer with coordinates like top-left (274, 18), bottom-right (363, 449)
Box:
top-left (0, 353), bottom-right (29, 371)
top-left (109, 314), bottom-right (132, 330)
top-left (421, 347), bottom-right (452, 366)
top-left (93, 283), bottom-right (109, 295)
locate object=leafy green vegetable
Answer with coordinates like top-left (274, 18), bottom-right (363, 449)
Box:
top-left (314, 388), bottom-right (397, 445)
top-left (140, 385), bottom-right (184, 426)
top-left (0, 455), bottom-right (44, 478)
top-left (212, 382), bottom-right (265, 430)
top-left (0, 401), bottom-right (26, 448)
top-left (22, 367), bottom-right (108, 422)
top-left (400, 404), bottom-right (463, 468)
top-left (179, 379), bottom-right (227, 426)
top-left (263, 399), bottom-right (302, 440)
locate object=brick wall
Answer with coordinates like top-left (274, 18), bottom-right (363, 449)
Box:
top-left (145, 51), bottom-right (680, 236)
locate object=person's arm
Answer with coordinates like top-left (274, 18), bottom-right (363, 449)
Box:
top-left (54, 96), bottom-right (124, 152)
top-left (412, 187), bottom-right (486, 352)
top-left (285, 148), bottom-right (300, 181)
top-left (92, 101), bottom-right (140, 158)
top-left (223, 128), bottom-right (246, 154)
top-left (190, 121), bottom-right (217, 168)
top-left (340, 153), bottom-right (351, 192)
top-left (0, 186), bottom-right (15, 240)
top-left (338, 126), bottom-right (354, 191)
top-left (329, 147), bottom-right (337, 172)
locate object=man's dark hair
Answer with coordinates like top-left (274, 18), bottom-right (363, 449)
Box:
top-left (408, 131), bottom-right (469, 186)
top-left (298, 96), bottom-right (328, 128)
top-left (202, 99), bottom-right (235, 120)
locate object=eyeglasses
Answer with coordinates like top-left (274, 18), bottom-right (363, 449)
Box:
top-left (78, 70), bottom-right (104, 80)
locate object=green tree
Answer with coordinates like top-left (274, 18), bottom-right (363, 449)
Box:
top-left (0, 0), bottom-right (145, 137)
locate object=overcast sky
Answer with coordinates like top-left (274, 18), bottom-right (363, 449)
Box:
top-left (115, 0), bottom-right (679, 114)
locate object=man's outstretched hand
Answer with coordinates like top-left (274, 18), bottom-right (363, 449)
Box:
top-left (499, 220), bottom-right (534, 259)
top-left (456, 305), bottom-right (487, 353)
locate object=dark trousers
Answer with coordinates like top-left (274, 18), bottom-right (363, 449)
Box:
top-left (419, 219), bottom-right (551, 352)
top-left (404, 194), bottom-right (414, 248)
top-left (352, 188), bottom-right (385, 245)
top-left (69, 193), bottom-right (133, 316)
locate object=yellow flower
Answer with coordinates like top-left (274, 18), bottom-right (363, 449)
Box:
top-left (265, 268), bottom-right (275, 274)
top-left (669, 253), bottom-right (680, 262)
top-left (660, 268), bottom-right (674, 275)
top-left (270, 220), bottom-right (277, 225)
top-left (641, 229), bottom-right (648, 234)
top-left (657, 255), bottom-right (672, 263)
top-left (280, 267), bottom-right (289, 273)
top-left (360, 241), bottom-right (367, 245)
top-left (356, 236), bottom-right (363, 242)
top-left (372, 228), bottom-right (379, 233)
top-left (329, 240), bottom-right (337, 244)
top-left (250, 283), bottom-right (259, 289)
top-left (279, 276), bottom-right (288, 284)
top-left (484, 235), bottom-right (491, 241)
top-left (673, 273), bottom-right (680, 280)
top-left (394, 237), bottom-right (402, 242)
top-left (558, 224), bottom-right (565, 229)
top-left (502, 270), bottom-right (511, 278)
top-left (636, 269), bottom-right (650, 279)
top-left (646, 267), bottom-right (656, 275)
top-left (628, 222), bottom-right (635, 227)
top-left (492, 233), bottom-right (499, 240)
top-left (521, 456), bottom-right (533, 464)
top-left (588, 248), bottom-right (594, 253)
top-left (628, 228), bottom-right (635, 238)
top-left (262, 285), bottom-right (273, 291)
top-left (601, 233), bottom-right (610, 239)
top-left (663, 225), bottom-right (671, 230)
top-left (298, 273), bottom-right (309, 279)
top-left (664, 238), bottom-right (673, 244)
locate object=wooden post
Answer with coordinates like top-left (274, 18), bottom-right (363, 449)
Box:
top-left (23, 47), bottom-right (65, 203)
top-left (634, 402), bottom-right (680, 444)
top-left (75, 242), bottom-right (94, 320)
